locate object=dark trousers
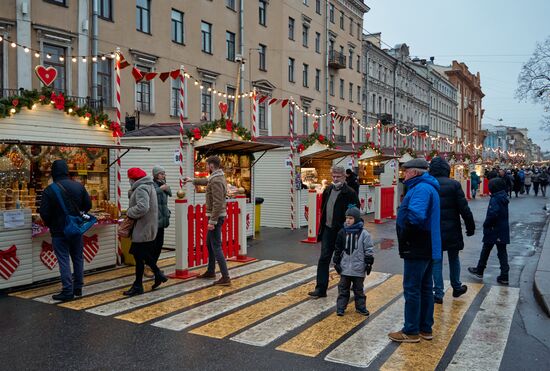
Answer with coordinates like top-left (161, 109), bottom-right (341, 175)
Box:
top-left (52, 236), bottom-right (84, 295)
top-left (152, 228), bottom-right (165, 264)
top-left (476, 243), bottom-right (509, 279)
top-left (336, 275), bottom-right (366, 311)
top-left (525, 184), bottom-right (531, 194)
top-left (131, 241), bottom-right (161, 288)
top-left (541, 184), bottom-right (547, 197)
top-left (315, 226), bottom-right (339, 293)
top-left (403, 259), bottom-right (434, 335)
top-left (533, 183), bottom-right (540, 196)
top-left (206, 216), bottom-right (229, 278)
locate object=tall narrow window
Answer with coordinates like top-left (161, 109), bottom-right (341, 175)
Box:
top-left (288, 18), bottom-right (295, 40)
top-left (171, 10), bottom-right (184, 44)
top-left (315, 32), bottom-right (321, 53)
top-left (302, 24), bottom-right (309, 47)
top-left (226, 0), bottom-right (235, 10)
top-left (170, 77), bottom-right (187, 117)
top-left (259, 44), bottom-right (267, 71)
top-left (329, 74), bottom-right (334, 96)
top-left (316, 0), bottom-right (321, 14)
top-left (349, 50), bottom-right (354, 69)
top-left (259, 99), bottom-right (267, 130)
top-left (339, 11), bottom-right (344, 29)
top-left (329, 4), bottom-right (335, 23)
top-left (349, 18), bottom-right (353, 35)
top-left (136, 0), bottom-right (151, 33)
top-left (201, 21), bottom-right (212, 53)
top-left (226, 31), bottom-right (235, 61)
top-left (43, 44), bottom-right (66, 92)
top-left (97, 59), bottom-right (112, 107)
top-left (302, 64), bottom-right (309, 87)
top-left (288, 58), bottom-right (295, 82)
top-left (0, 42), bottom-right (3, 91)
top-left (201, 82), bottom-right (212, 121)
top-left (349, 82), bottom-right (353, 102)
top-left (315, 69), bottom-right (320, 91)
top-left (302, 108), bottom-right (309, 135)
top-left (227, 87), bottom-right (236, 118)
top-left (99, 0), bottom-right (112, 20)
top-left (357, 86), bottom-right (361, 105)
top-left (339, 79), bottom-right (344, 99)
top-left (259, 0), bottom-right (267, 26)
top-left (136, 65), bottom-right (151, 112)
top-left (357, 55), bottom-right (360, 72)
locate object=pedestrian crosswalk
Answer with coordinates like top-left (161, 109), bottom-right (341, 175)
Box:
top-left (9, 258), bottom-right (520, 370)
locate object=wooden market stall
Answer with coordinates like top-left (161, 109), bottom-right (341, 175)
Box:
top-left (0, 103), bottom-right (147, 290)
top-left (357, 148), bottom-right (398, 214)
top-left (121, 122), bottom-right (280, 246)
top-left (254, 137), bottom-right (353, 229)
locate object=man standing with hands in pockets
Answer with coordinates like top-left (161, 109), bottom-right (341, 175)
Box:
top-left (184, 155), bottom-right (231, 286)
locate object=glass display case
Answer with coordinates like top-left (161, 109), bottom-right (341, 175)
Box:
top-left (194, 151), bottom-right (252, 198)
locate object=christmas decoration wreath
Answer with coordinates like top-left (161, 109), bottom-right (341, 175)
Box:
top-left (185, 117), bottom-right (252, 141)
top-left (299, 132), bottom-right (336, 151)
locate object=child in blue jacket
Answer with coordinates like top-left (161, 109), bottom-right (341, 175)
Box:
top-left (333, 207), bottom-right (374, 316)
top-left (468, 178), bottom-right (510, 284)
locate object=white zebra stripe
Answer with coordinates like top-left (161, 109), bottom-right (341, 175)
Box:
top-left (87, 260), bottom-right (282, 316)
top-left (446, 286), bottom-right (519, 371)
top-left (152, 265), bottom-right (319, 331)
top-left (231, 272), bottom-right (391, 347)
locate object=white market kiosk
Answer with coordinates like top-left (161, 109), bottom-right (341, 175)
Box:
top-left (0, 104), bottom-right (147, 290)
top-left (120, 124), bottom-right (280, 248)
top-left (254, 139), bottom-right (353, 229)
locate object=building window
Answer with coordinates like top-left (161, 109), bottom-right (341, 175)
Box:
top-left (259, 44), bottom-right (267, 71)
top-left (170, 77), bottom-right (188, 117)
top-left (303, 0), bottom-right (308, 5)
top-left (0, 43), bottom-right (3, 90)
top-left (226, 31), bottom-right (236, 61)
top-left (329, 4), bottom-right (335, 23)
top-left (339, 79), bottom-right (344, 99)
top-left (259, 99), bottom-right (267, 130)
top-left (372, 95), bottom-right (376, 114)
top-left (171, 10), bottom-right (184, 44)
top-left (378, 96), bottom-right (382, 115)
top-left (302, 64), bottom-right (309, 87)
top-left (288, 18), bottom-right (295, 40)
top-left (99, 0), bottom-right (112, 20)
top-left (357, 55), bottom-right (360, 72)
top-left (384, 98), bottom-right (387, 113)
top-left (259, 0), bottom-right (267, 26)
top-left (348, 49), bottom-right (353, 69)
top-left (316, 0), bottom-right (321, 14)
top-left (302, 24), bottom-right (309, 47)
top-left (315, 69), bottom-right (320, 91)
top-left (288, 58), bottom-right (295, 82)
top-left (357, 86), bottom-right (361, 105)
top-left (315, 32), bottom-right (321, 53)
top-left (349, 82), bottom-right (353, 102)
top-left (357, 23), bottom-right (361, 39)
top-left (136, 0), bottom-right (151, 33)
top-left (201, 82), bottom-right (212, 121)
top-left (44, 0), bottom-right (66, 5)
top-left (227, 87), bottom-right (236, 119)
top-left (350, 18), bottom-right (354, 36)
top-left (43, 44), bottom-right (66, 92)
top-left (226, 0), bottom-right (236, 10)
top-left (201, 21), bottom-right (212, 53)
top-left (329, 74), bottom-right (334, 96)
top-left (136, 65), bottom-right (151, 112)
top-left (339, 11), bottom-right (344, 29)
top-left (302, 108), bottom-right (309, 134)
top-left (97, 59), bottom-right (112, 107)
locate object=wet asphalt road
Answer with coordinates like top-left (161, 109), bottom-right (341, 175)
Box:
top-left (1, 193), bottom-right (549, 370)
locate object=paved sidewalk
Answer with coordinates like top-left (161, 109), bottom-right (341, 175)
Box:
top-left (534, 206), bottom-right (550, 317)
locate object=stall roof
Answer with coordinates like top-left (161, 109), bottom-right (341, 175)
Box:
top-left (300, 141), bottom-right (353, 161)
top-left (0, 139), bottom-right (150, 151)
top-left (194, 139), bottom-right (281, 154)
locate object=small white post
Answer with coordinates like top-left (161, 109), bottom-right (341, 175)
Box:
top-left (168, 198), bottom-right (198, 279)
top-left (230, 195), bottom-right (256, 262)
top-left (301, 189), bottom-right (318, 243)
top-left (374, 185), bottom-right (382, 224)
top-left (392, 183), bottom-right (398, 219)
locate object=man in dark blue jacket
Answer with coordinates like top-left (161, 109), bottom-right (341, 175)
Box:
top-left (389, 158), bottom-right (441, 343)
top-left (468, 178), bottom-right (510, 285)
top-left (39, 160), bottom-right (92, 301)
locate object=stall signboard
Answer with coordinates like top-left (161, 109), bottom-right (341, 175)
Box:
top-left (3, 210), bottom-right (25, 229)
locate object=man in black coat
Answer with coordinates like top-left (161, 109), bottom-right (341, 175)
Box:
top-left (429, 157), bottom-right (475, 303)
top-left (39, 160), bottom-right (92, 301)
top-left (308, 166), bottom-right (359, 298)
top-left (345, 168), bottom-right (360, 195)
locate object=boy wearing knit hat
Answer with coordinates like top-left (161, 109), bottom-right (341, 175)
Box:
top-left (332, 207), bottom-right (374, 316)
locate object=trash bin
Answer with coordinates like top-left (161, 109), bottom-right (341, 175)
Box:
top-left (255, 197), bottom-right (264, 233)
top-left (120, 236), bottom-right (135, 265)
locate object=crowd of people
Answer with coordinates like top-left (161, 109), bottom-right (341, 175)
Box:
top-left (475, 165), bottom-right (550, 198)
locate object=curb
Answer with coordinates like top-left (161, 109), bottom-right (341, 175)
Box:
top-left (533, 204), bottom-right (550, 317)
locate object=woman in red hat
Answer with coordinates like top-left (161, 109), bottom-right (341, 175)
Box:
top-left (123, 168), bottom-right (168, 296)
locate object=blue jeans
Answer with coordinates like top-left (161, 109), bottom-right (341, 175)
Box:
top-left (471, 187), bottom-right (477, 198)
top-left (52, 236), bottom-right (84, 294)
top-left (206, 217), bottom-right (229, 278)
top-left (432, 250), bottom-right (462, 298)
top-left (403, 259), bottom-right (434, 335)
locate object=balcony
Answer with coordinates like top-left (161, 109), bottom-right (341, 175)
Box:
top-left (378, 113), bottom-right (393, 125)
top-left (328, 50), bottom-right (346, 69)
top-left (0, 88), bottom-right (103, 113)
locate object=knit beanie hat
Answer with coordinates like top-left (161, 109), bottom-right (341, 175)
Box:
top-left (345, 207), bottom-right (361, 223)
top-left (152, 165), bottom-right (165, 178)
top-left (128, 167), bottom-right (147, 180)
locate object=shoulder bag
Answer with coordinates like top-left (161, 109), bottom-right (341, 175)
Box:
top-left (51, 182), bottom-right (97, 238)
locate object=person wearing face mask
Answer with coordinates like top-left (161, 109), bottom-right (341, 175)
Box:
top-left (308, 166), bottom-right (359, 298)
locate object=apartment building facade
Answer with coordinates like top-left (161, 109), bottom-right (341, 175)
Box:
top-left (0, 0), bottom-right (369, 142)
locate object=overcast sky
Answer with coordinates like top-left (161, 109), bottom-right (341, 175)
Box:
top-left (363, 0), bottom-right (550, 150)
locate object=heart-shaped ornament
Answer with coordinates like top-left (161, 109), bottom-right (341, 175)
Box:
top-left (83, 234), bottom-right (99, 263)
top-left (40, 241), bottom-right (58, 270)
top-left (35, 65), bottom-right (58, 87)
top-left (219, 102), bottom-right (228, 116)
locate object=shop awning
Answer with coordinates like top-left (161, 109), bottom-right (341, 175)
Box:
top-left (0, 139), bottom-right (150, 151)
top-left (299, 141), bottom-right (353, 162)
top-left (194, 139), bottom-right (281, 154)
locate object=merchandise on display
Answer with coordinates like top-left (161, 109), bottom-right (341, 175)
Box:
top-left (194, 152), bottom-right (252, 198)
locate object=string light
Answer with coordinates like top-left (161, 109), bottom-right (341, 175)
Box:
top-left (72, 57), bottom-right (77, 62)
top-left (10, 42), bottom-right (16, 48)
top-left (92, 56), bottom-right (97, 62)
top-left (82, 57), bottom-right (87, 63)
top-left (10, 108), bottom-right (16, 114)
top-left (34, 52), bottom-right (40, 58)
top-left (24, 47), bottom-right (29, 53)
top-left (46, 53), bottom-right (51, 59)
top-left (59, 56), bottom-right (64, 62)
top-left (101, 55), bottom-right (107, 61)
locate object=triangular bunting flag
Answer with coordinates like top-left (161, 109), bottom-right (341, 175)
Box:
top-left (258, 95), bottom-right (268, 104)
top-left (268, 98), bottom-right (278, 105)
top-left (159, 72), bottom-right (170, 82)
top-left (281, 99), bottom-right (289, 108)
top-left (132, 67), bottom-right (144, 82)
top-left (145, 72), bottom-right (158, 81)
top-left (170, 70), bottom-right (180, 79)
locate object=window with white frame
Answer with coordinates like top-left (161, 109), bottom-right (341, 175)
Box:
top-left (288, 18), bottom-right (295, 40)
top-left (259, 44), bottom-right (267, 71)
top-left (201, 21), bottom-right (212, 53)
top-left (227, 86), bottom-right (236, 119)
top-left (136, 64), bottom-right (152, 112)
top-left (288, 58), bottom-right (295, 82)
top-left (170, 77), bottom-right (188, 117)
top-left (302, 63), bottom-right (308, 87)
top-left (259, 0), bottom-right (267, 26)
top-left (315, 68), bottom-right (320, 91)
top-left (99, 0), bottom-right (112, 20)
top-left (315, 32), bottom-right (321, 53)
top-left (329, 74), bottom-right (334, 96)
top-left (356, 86), bottom-right (361, 105)
top-left (339, 78), bottom-right (344, 99)
top-left (302, 24), bottom-right (309, 47)
top-left (302, 108), bottom-right (309, 135)
top-left (97, 59), bottom-right (112, 107)
top-left (43, 44), bottom-right (66, 92)
top-left (339, 11), bottom-right (344, 29)
top-left (259, 99), bottom-right (267, 130)
top-left (349, 82), bottom-right (353, 102)
top-left (316, 0), bottom-right (321, 14)
top-left (329, 4), bottom-right (334, 23)
top-left (171, 10), bottom-right (184, 44)
top-left (0, 40), bottom-right (4, 90)
top-left (348, 49), bottom-right (353, 69)
top-left (226, 31), bottom-right (236, 61)
top-left (136, 0), bottom-right (151, 33)
top-left (226, 0), bottom-right (235, 10)
top-left (201, 82), bottom-right (212, 121)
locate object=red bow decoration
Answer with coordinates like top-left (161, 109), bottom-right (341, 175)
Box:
top-left (50, 92), bottom-right (65, 110)
top-left (225, 119), bottom-right (233, 132)
top-left (193, 128), bottom-right (202, 140)
top-left (297, 143), bottom-right (305, 153)
top-left (366, 132), bottom-right (371, 140)
top-left (110, 122), bottom-right (123, 138)
top-left (0, 245), bottom-right (17, 259)
top-left (318, 134), bottom-right (325, 142)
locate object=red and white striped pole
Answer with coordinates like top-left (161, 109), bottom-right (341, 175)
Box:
top-left (114, 48), bottom-right (122, 263)
top-left (251, 88), bottom-right (257, 140)
top-left (377, 120), bottom-right (381, 150)
top-left (351, 117), bottom-right (356, 168)
top-left (289, 101), bottom-right (296, 230)
top-left (330, 110), bottom-right (335, 142)
top-left (178, 66), bottom-right (185, 190)
top-left (393, 126), bottom-right (397, 157)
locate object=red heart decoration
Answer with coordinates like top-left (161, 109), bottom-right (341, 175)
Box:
top-left (83, 235), bottom-right (99, 263)
top-left (12, 99), bottom-right (19, 107)
top-left (40, 241), bottom-right (58, 270)
top-left (219, 102), bottom-right (228, 116)
top-left (0, 245), bottom-right (20, 280)
top-left (35, 65), bottom-right (58, 87)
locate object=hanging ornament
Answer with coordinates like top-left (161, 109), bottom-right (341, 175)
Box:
top-left (12, 99), bottom-right (19, 107)
top-left (218, 102), bottom-right (228, 118)
top-left (225, 119), bottom-right (233, 132)
top-left (34, 65), bottom-right (58, 87)
top-left (0, 245), bottom-right (20, 280)
top-left (318, 134), bottom-right (325, 142)
top-left (40, 241), bottom-right (58, 270)
top-left (313, 121), bottom-right (319, 132)
top-left (83, 235), bottom-right (99, 263)
top-left (193, 128), bottom-right (202, 140)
